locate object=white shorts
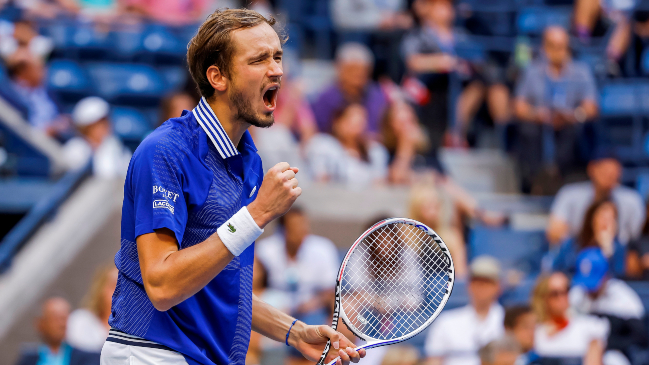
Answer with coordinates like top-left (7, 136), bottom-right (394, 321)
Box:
top-left (100, 330), bottom-right (188, 365)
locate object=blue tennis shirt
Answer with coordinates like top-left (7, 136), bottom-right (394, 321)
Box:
top-left (109, 97), bottom-right (263, 365)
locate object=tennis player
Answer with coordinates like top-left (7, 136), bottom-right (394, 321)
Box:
top-left (100, 8), bottom-right (366, 365)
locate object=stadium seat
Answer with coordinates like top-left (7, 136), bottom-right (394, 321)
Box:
top-left (599, 82), bottom-right (645, 162)
top-left (47, 60), bottom-right (91, 103)
top-left (86, 63), bottom-right (166, 106)
top-left (159, 66), bottom-right (188, 92)
top-left (45, 23), bottom-right (110, 60)
top-left (468, 227), bottom-right (548, 275)
top-left (111, 107), bottom-right (153, 150)
top-left (516, 7), bottom-right (572, 36)
top-left (135, 25), bottom-right (186, 65)
top-left (500, 276), bottom-right (537, 306)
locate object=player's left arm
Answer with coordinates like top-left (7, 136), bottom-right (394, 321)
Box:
top-left (251, 294), bottom-right (366, 365)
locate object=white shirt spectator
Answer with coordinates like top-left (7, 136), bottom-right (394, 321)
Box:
top-left (66, 308), bottom-right (108, 352)
top-left (425, 304), bottom-right (505, 365)
top-left (534, 314), bottom-right (609, 358)
top-left (569, 279), bottom-right (645, 320)
top-left (255, 233), bottom-right (339, 312)
top-left (63, 135), bottom-right (131, 178)
top-left (550, 182), bottom-right (645, 244)
top-left (306, 133), bottom-right (388, 189)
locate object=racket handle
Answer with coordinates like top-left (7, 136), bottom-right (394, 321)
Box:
top-left (324, 344), bottom-right (372, 365)
top-left (316, 339), bottom-right (332, 365)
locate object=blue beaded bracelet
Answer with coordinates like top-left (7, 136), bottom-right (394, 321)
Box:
top-left (285, 319), bottom-right (298, 346)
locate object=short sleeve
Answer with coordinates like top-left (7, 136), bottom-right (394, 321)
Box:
top-left (424, 315), bottom-right (449, 357)
top-left (130, 141), bottom-right (189, 245)
top-left (586, 316), bottom-right (610, 342)
top-left (550, 186), bottom-right (573, 222)
top-left (515, 67), bottom-right (534, 101)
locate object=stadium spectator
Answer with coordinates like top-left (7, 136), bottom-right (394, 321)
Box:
top-left (409, 184), bottom-right (468, 279)
top-left (66, 265), bottom-right (118, 353)
top-left (380, 99), bottom-right (430, 185)
top-left (546, 153), bottom-right (644, 246)
top-left (254, 207), bottom-right (339, 365)
top-left (531, 272), bottom-right (608, 364)
top-left (0, 19), bottom-right (53, 60)
top-left (513, 26), bottom-right (599, 192)
top-left (478, 337), bottom-right (521, 365)
top-left (401, 0), bottom-right (460, 149)
top-left (306, 103), bottom-right (389, 188)
top-left (62, 96), bottom-right (131, 178)
top-left (624, 9), bottom-right (649, 76)
top-left (15, 297), bottom-right (100, 365)
top-left (573, 0), bottom-right (632, 72)
top-left (503, 305), bottom-right (537, 364)
top-left (311, 42), bottom-right (387, 135)
top-left (330, 0), bottom-right (413, 31)
top-left (159, 92), bottom-right (197, 126)
top-left (627, 202), bottom-right (649, 279)
top-left (552, 199), bottom-right (627, 278)
top-left (570, 248), bottom-right (647, 362)
top-left (5, 48), bottom-right (69, 138)
top-left (424, 256), bottom-right (504, 365)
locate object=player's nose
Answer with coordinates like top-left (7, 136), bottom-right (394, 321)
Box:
top-left (267, 60), bottom-right (283, 78)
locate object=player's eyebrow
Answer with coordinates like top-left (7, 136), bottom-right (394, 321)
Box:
top-left (249, 49), bottom-right (282, 62)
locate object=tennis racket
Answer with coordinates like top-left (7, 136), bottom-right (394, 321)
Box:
top-left (317, 218), bottom-right (455, 365)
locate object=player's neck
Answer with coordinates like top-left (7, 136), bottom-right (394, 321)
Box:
top-left (206, 98), bottom-right (250, 148)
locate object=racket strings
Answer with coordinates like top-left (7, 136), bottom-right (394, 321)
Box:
top-left (341, 223), bottom-right (451, 341)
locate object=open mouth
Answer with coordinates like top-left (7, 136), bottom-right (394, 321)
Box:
top-left (262, 85), bottom-right (279, 110)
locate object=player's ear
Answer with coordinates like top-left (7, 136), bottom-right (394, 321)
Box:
top-left (206, 65), bottom-right (227, 92)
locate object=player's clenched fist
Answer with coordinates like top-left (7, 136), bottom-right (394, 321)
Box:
top-left (247, 162), bottom-right (302, 229)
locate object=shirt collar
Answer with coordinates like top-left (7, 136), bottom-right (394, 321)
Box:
top-left (192, 97), bottom-right (240, 159)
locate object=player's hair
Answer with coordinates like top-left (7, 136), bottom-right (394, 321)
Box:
top-left (504, 304), bottom-right (533, 329)
top-left (187, 8), bottom-right (287, 99)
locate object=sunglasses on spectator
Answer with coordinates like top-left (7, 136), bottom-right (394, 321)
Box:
top-left (548, 289), bottom-right (568, 298)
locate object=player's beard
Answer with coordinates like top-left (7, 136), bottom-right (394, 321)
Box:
top-left (228, 81), bottom-right (275, 129)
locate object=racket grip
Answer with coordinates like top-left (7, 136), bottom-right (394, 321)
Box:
top-left (316, 339), bottom-right (332, 365)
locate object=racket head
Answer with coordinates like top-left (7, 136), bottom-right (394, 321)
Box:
top-left (336, 218), bottom-right (455, 344)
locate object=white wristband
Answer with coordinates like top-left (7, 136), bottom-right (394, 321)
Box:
top-left (217, 206), bottom-right (264, 256)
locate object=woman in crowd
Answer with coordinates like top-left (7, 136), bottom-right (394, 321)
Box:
top-left (409, 184), bottom-right (468, 280)
top-left (66, 265), bottom-right (118, 353)
top-left (532, 272), bottom-right (608, 364)
top-left (380, 99), bottom-right (430, 185)
top-left (306, 103), bottom-right (389, 188)
top-left (552, 199), bottom-right (627, 277)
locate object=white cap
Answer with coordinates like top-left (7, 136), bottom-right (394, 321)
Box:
top-left (470, 255), bottom-right (501, 281)
top-left (72, 96), bottom-right (109, 127)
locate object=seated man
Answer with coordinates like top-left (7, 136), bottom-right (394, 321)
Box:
top-left (15, 297), bottom-right (100, 365)
top-left (513, 26), bottom-right (599, 192)
top-left (546, 151), bottom-right (644, 246)
top-left (569, 248), bottom-right (647, 361)
top-left (6, 48), bottom-right (68, 138)
top-left (478, 337), bottom-right (521, 365)
top-left (311, 42), bottom-right (387, 136)
top-left (424, 256), bottom-right (504, 365)
top-left (62, 96), bottom-right (131, 178)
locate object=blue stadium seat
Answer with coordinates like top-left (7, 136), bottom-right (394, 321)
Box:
top-left (159, 66), bottom-right (188, 91)
top-left (47, 60), bottom-right (91, 103)
top-left (135, 25), bottom-right (186, 65)
top-left (468, 227), bottom-right (548, 275)
top-left (86, 63), bottom-right (166, 106)
top-left (500, 276), bottom-right (537, 306)
top-left (517, 7), bottom-right (572, 36)
top-left (445, 280), bottom-right (469, 310)
top-left (600, 83), bottom-right (639, 116)
top-left (45, 23), bottom-right (110, 60)
top-left (111, 107), bottom-right (153, 150)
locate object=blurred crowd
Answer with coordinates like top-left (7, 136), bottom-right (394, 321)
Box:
top-left (4, 0), bottom-right (649, 364)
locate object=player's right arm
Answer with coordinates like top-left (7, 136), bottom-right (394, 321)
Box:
top-left (138, 162), bottom-right (301, 311)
